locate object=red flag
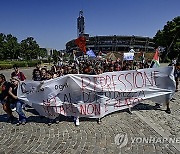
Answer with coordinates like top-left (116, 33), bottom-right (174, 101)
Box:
top-left (153, 48), bottom-right (159, 61)
top-left (75, 36), bottom-right (86, 54)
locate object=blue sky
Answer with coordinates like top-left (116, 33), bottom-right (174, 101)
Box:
top-left (0, 0), bottom-right (179, 50)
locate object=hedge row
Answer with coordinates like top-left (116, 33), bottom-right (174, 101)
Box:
top-left (0, 64), bottom-right (13, 70)
top-left (0, 60), bottom-right (41, 70)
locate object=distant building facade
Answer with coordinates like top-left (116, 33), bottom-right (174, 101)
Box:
top-left (66, 11), bottom-right (155, 53)
top-left (45, 48), bottom-right (55, 56)
top-left (66, 35), bottom-right (155, 53)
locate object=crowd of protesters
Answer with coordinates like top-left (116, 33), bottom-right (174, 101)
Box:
top-left (0, 64), bottom-right (27, 125)
top-left (32, 58), bottom-right (152, 81)
top-left (0, 57), bottom-right (180, 126)
top-left (32, 58), bottom-right (179, 93)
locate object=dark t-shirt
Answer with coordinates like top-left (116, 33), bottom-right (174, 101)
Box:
top-left (174, 68), bottom-right (180, 78)
top-left (0, 81), bottom-right (11, 101)
top-left (7, 84), bottom-right (18, 104)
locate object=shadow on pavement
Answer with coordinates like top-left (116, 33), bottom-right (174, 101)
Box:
top-left (132, 102), bottom-right (164, 111)
top-left (1, 102), bottom-right (165, 125)
top-left (0, 114), bottom-right (9, 123)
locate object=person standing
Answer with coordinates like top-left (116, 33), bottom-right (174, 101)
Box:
top-left (11, 64), bottom-right (26, 81)
top-left (32, 63), bottom-right (41, 80)
top-left (174, 62), bottom-right (180, 92)
top-left (8, 77), bottom-right (27, 125)
top-left (33, 69), bottom-right (42, 81)
top-left (11, 64), bottom-right (26, 111)
top-left (0, 74), bottom-right (15, 123)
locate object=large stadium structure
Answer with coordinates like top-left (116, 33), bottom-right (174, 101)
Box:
top-left (66, 35), bottom-right (155, 53)
top-left (66, 10), bottom-right (155, 55)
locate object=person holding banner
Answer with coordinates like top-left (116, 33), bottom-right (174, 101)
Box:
top-left (8, 77), bottom-right (27, 125)
top-left (11, 64), bottom-right (27, 111)
top-left (0, 74), bottom-right (15, 123)
top-left (40, 68), bottom-right (48, 80)
top-left (165, 101), bottom-right (171, 114)
top-left (74, 116), bottom-right (80, 126)
top-left (174, 62), bottom-right (180, 92)
top-left (168, 61), bottom-right (180, 92)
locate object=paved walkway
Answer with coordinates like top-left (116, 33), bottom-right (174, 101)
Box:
top-left (0, 98), bottom-right (179, 154)
top-left (0, 67), bottom-right (179, 154)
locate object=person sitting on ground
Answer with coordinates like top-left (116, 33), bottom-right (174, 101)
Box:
top-left (8, 77), bottom-right (27, 125)
top-left (11, 64), bottom-right (26, 81)
top-left (0, 74), bottom-right (15, 123)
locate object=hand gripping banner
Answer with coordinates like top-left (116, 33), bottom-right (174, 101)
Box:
top-left (18, 66), bottom-right (175, 119)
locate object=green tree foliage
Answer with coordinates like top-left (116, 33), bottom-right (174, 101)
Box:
top-left (20, 37), bottom-right (40, 60)
top-left (0, 34), bottom-right (48, 60)
top-left (0, 33), bottom-right (20, 59)
top-left (38, 48), bottom-right (47, 59)
top-left (4, 34), bottom-right (20, 59)
top-left (153, 16), bottom-right (180, 61)
top-left (52, 50), bottom-right (60, 62)
top-left (0, 33), bottom-right (6, 59)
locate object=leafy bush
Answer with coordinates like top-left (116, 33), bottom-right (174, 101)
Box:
top-left (27, 60), bottom-right (41, 67)
top-left (0, 61), bottom-right (11, 64)
top-left (0, 60), bottom-right (42, 70)
top-left (42, 59), bottom-right (50, 63)
top-left (0, 64), bottom-right (13, 70)
top-left (163, 57), bottom-right (171, 63)
top-left (11, 61), bottom-right (28, 67)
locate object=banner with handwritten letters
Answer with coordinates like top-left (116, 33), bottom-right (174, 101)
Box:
top-left (17, 67), bottom-right (175, 119)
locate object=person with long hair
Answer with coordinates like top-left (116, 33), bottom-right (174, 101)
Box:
top-left (8, 77), bottom-right (27, 125)
top-left (0, 74), bottom-right (15, 123)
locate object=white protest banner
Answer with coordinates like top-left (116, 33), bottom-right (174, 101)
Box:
top-left (124, 52), bottom-right (134, 60)
top-left (18, 66), bottom-right (175, 119)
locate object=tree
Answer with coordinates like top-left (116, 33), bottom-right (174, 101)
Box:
top-left (20, 37), bottom-right (40, 60)
top-left (153, 16), bottom-right (180, 62)
top-left (4, 34), bottom-right (20, 59)
top-left (52, 50), bottom-right (60, 62)
top-left (0, 33), bottom-right (58, 61)
top-left (38, 48), bottom-right (47, 59)
top-left (0, 34), bottom-right (19, 60)
top-left (0, 33), bottom-right (6, 59)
